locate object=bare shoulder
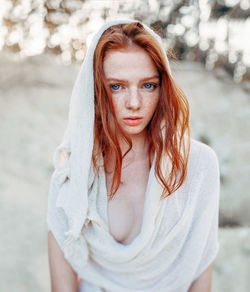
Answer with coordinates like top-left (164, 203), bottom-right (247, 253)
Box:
top-left (188, 262), bottom-right (213, 292)
top-left (48, 231), bottom-right (79, 292)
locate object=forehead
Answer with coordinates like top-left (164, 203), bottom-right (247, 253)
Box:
top-left (103, 46), bottom-right (158, 79)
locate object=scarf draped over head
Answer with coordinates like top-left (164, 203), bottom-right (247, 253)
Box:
top-left (47, 18), bottom-right (220, 292)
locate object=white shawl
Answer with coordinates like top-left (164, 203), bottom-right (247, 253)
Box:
top-left (47, 18), bottom-right (220, 292)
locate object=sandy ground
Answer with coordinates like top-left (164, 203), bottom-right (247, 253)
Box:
top-left (0, 51), bottom-right (249, 291)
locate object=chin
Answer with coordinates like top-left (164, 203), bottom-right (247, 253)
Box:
top-left (122, 126), bottom-right (146, 136)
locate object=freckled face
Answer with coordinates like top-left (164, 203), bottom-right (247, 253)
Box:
top-left (103, 45), bottom-right (160, 138)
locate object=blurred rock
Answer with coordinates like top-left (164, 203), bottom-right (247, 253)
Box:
top-left (213, 227), bottom-right (250, 292)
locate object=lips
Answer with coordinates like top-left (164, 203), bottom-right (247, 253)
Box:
top-left (124, 116), bottom-right (142, 120)
top-left (123, 117), bottom-right (142, 126)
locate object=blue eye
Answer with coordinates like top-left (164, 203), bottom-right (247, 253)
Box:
top-left (144, 83), bottom-right (153, 89)
top-left (111, 84), bottom-right (120, 91)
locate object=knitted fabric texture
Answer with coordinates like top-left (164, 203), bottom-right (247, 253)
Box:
top-left (47, 18), bottom-right (220, 292)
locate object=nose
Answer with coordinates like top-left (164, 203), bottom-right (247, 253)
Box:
top-left (125, 87), bottom-right (141, 110)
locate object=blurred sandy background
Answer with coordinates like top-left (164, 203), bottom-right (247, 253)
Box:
top-left (0, 1), bottom-right (249, 291)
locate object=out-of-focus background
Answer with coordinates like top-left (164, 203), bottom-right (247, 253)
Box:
top-left (0, 0), bottom-right (249, 291)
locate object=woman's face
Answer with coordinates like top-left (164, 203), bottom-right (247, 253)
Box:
top-left (103, 45), bottom-right (160, 138)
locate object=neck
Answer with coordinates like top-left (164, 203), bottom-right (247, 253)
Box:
top-left (119, 129), bottom-right (149, 160)
top-left (105, 129), bottom-right (150, 173)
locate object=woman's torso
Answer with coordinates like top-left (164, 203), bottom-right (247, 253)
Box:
top-left (105, 153), bottom-right (152, 245)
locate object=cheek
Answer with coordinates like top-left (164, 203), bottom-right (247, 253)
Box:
top-left (111, 97), bottom-right (123, 117)
top-left (146, 96), bottom-right (160, 115)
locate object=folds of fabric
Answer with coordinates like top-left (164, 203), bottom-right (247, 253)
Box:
top-left (47, 137), bottom-right (220, 292)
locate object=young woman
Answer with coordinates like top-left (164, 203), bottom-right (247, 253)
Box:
top-left (47, 19), bottom-right (220, 292)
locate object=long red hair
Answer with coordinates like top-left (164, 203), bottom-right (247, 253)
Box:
top-left (92, 21), bottom-right (191, 201)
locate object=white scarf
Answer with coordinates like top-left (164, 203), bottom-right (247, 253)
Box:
top-left (47, 18), bottom-right (220, 292)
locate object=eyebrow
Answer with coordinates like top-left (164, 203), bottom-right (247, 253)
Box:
top-left (106, 75), bottom-right (160, 82)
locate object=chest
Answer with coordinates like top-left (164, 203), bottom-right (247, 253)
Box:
top-left (105, 159), bottom-right (150, 245)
